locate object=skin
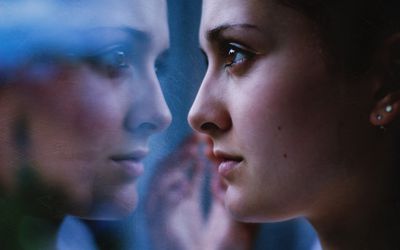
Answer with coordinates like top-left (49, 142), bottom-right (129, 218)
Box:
top-left (189, 0), bottom-right (400, 248)
top-left (0, 0), bottom-right (171, 220)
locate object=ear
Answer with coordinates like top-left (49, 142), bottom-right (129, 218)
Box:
top-left (369, 34), bottom-right (400, 127)
top-left (370, 93), bottom-right (400, 126)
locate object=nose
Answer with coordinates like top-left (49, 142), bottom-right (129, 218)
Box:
top-left (188, 73), bottom-right (231, 137)
top-left (124, 72), bottom-right (172, 136)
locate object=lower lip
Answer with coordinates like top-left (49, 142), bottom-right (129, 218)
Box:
top-left (112, 160), bottom-right (144, 179)
top-left (218, 160), bottom-right (241, 177)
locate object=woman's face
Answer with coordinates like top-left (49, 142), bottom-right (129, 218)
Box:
top-left (0, 0), bottom-right (171, 219)
top-left (189, 0), bottom-right (377, 222)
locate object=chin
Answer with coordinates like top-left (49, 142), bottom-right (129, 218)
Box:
top-left (225, 200), bottom-right (260, 223)
top-left (78, 188), bottom-right (138, 220)
top-left (224, 186), bottom-right (256, 222)
top-left (82, 200), bottom-right (138, 221)
top-left (226, 199), bottom-right (289, 223)
top-left (224, 186), bottom-right (287, 223)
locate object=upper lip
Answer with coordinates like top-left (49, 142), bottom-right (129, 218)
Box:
top-left (110, 149), bottom-right (149, 162)
top-left (213, 149), bottom-right (243, 163)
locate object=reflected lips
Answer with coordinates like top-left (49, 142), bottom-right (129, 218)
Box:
top-left (110, 151), bottom-right (147, 179)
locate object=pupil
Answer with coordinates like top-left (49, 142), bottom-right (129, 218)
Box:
top-left (115, 51), bottom-right (126, 67)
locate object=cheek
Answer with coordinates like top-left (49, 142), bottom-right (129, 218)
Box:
top-left (68, 95), bottom-right (123, 138)
top-left (26, 75), bottom-right (126, 140)
top-left (229, 64), bottom-right (348, 208)
top-left (236, 55), bottom-right (343, 157)
top-left (14, 74), bottom-right (129, 210)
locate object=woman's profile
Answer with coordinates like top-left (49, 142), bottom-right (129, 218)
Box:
top-left (0, 0), bottom-right (171, 249)
top-left (189, 0), bottom-right (400, 249)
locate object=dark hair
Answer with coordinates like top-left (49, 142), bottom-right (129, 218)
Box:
top-left (278, 0), bottom-right (400, 74)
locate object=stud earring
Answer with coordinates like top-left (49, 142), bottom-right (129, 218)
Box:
top-left (385, 105), bottom-right (393, 113)
top-left (377, 114), bottom-right (383, 121)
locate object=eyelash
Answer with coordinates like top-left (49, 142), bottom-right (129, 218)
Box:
top-left (155, 51), bottom-right (169, 76)
top-left (87, 45), bottom-right (134, 78)
top-left (221, 42), bottom-right (255, 70)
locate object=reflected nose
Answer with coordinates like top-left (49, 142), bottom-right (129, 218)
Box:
top-left (188, 74), bottom-right (231, 137)
top-left (124, 73), bottom-right (172, 136)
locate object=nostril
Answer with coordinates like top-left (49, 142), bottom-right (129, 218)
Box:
top-left (200, 122), bottom-right (219, 131)
top-left (124, 117), bottom-right (158, 134)
top-left (124, 107), bottom-right (171, 134)
top-left (138, 122), bottom-right (158, 132)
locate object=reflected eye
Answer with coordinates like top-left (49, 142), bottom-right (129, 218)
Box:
top-left (222, 43), bottom-right (255, 69)
top-left (112, 50), bottom-right (129, 68)
top-left (87, 45), bottom-right (133, 78)
top-left (154, 50), bottom-right (170, 81)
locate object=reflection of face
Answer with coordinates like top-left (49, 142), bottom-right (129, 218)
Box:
top-left (0, 0), bottom-right (171, 219)
top-left (189, 0), bottom-right (376, 222)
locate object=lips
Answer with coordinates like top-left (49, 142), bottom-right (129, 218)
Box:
top-left (110, 150), bottom-right (148, 179)
top-left (213, 150), bottom-right (243, 178)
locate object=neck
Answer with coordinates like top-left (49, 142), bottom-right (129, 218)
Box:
top-left (311, 200), bottom-right (400, 250)
top-left (308, 149), bottom-right (400, 250)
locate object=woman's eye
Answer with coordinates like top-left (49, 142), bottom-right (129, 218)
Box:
top-left (87, 45), bottom-right (133, 78)
top-left (222, 43), bottom-right (254, 69)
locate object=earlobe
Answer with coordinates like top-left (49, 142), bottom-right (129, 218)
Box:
top-left (369, 95), bottom-right (400, 127)
top-left (369, 35), bottom-right (400, 128)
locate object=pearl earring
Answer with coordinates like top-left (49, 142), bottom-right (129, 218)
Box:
top-left (385, 105), bottom-right (393, 113)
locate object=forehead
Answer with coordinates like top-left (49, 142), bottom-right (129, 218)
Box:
top-left (1, 0), bottom-right (167, 26)
top-left (202, 0), bottom-right (258, 20)
top-left (67, 0), bottom-right (167, 31)
top-left (67, 0), bottom-right (169, 48)
top-left (199, 0), bottom-right (283, 40)
top-left (201, 0), bottom-right (266, 26)
top-left (1, 0), bottom-right (169, 47)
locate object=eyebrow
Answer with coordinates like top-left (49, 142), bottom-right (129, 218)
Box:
top-left (81, 26), bottom-right (151, 44)
top-left (119, 27), bottom-right (151, 44)
top-left (206, 23), bottom-right (261, 42)
top-left (88, 26), bottom-right (151, 44)
top-left (121, 26), bottom-right (170, 53)
top-left (80, 26), bottom-right (161, 56)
